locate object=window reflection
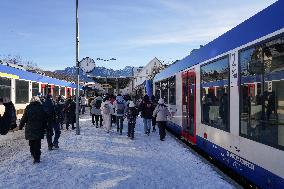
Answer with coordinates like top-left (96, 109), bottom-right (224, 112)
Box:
top-left (16, 80), bottom-right (29, 104)
top-left (161, 79), bottom-right (168, 104)
top-left (169, 76), bottom-right (176, 105)
top-left (155, 82), bottom-right (161, 101)
top-left (0, 77), bottom-right (11, 100)
top-left (200, 57), bottom-right (230, 132)
top-left (240, 36), bottom-right (284, 150)
top-left (32, 82), bottom-right (39, 97)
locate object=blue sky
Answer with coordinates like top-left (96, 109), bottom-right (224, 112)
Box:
top-left (0, 0), bottom-right (278, 70)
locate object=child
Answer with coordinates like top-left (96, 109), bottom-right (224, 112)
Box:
top-left (153, 98), bottom-right (172, 141)
top-left (126, 101), bottom-right (138, 140)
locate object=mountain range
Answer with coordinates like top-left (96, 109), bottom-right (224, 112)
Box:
top-left (52, 66), bottom-right (134, 82)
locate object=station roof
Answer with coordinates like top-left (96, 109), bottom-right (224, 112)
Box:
top-left (154, 0), bottom-right (284, 82)
top-left (0, 64), bottom-right (77, 88)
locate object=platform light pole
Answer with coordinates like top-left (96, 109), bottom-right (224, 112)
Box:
top-left (75, 0), bottom-right (80, 135)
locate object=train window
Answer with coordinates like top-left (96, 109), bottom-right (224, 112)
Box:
top-left (155, 82), bottom-right (161, 101)
top-left (54, 86), bottom-right (60, 98)
top-left (15, 80), bottom-right (29, 104)
top-left (200, 57), bottom-right (230, 132)
top-left (0, 77), bottom-right (11, 100)
top-left (60, 87), bottom-right (65, 97)
top-left (240, 36), bottom-right (284, 151)
top-left (32, 82), bottom-right (39, 97)
top-left (161, 79), bottom-right (168, 104)
top-left (169, 76), bottom-right (176, 105)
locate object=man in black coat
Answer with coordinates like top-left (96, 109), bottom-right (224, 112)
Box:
top-left (42, 94), bottom-right (56, 150)
top-left (0, 98), bottom-right (15, 135)
top-left (64, 97), bottom-right (76, 130)
top-left (139, 95), bottom-right (154, 135)
top-left (19, 96), bottom-right (47, 164)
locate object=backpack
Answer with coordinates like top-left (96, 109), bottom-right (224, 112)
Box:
top-left (54, 105), bottom-right (64, 123)
top-left (102, 104), bottom-right (111, 115)
top-left (116, 101), bottom-right (125, 115)
top-left (95, 99), bottom-right (102, 109)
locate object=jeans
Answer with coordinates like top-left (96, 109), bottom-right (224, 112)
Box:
top-left (116, 116), bottom-right (124, 133)
top-left (46, 122), bottom-right (61, 147)
top-left (81, 105), bottom-right (86, 114)
top-left (128, 120), bottom-right (136, 139)
top-left (29, 140), bottom-right (41, 160)
top-left (143, 119), bottom-right (152, 134)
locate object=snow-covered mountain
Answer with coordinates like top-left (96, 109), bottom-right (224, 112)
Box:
top-left (54, 66), bottom-right (134, 82)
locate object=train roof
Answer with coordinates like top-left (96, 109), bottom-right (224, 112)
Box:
top-left (0, 64), bottom-right (77, 88)
top-left (154, 0), bottom-right (284, 82)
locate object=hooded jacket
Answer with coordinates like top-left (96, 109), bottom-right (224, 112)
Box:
top-left (19, 101), bottom-right (47, 140)
top-left (153, 104), bottom-right (171, 122)
top-left (113, 96), bottom-right (126, 116)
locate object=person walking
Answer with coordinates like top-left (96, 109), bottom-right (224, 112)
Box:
top-left (113, 94), bottom-right (127, 135)
top-left (57, 95), bottom-right (65, 129)
top-left (101, 96), bottom-right (113, 133)
top-left (0, 98), bottom-right (16, 135)
top-left (90, 94), bottom-right (103, 128)
top-left (80, 94), bottom-right (87, 114)
top-left (151, 95), bottom-right (157, 132)
top-left (42, 94), bottom-right (56, 150)
top-left (110, 94), bottom-right (116, 125)
top-left (139, 95), bottom-right (154, 136)
top-left (19, 96), bottom-right (47, 163)
top-left (153, 98), bottom-right (172, 141)
top-left (63, 96), bottom-right (76, 130)
top-left (126, 101), bottom-right (138, 140)
top-left (52, 99), bottom-right (64, 148)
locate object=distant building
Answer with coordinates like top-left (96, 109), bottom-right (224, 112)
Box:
top-left (132, 57), bottom-right (165, 99)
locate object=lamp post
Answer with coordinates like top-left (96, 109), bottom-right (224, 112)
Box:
top-left (75, 0), bottom-right (80, 135)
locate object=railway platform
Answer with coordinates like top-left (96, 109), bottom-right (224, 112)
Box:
top-left (0, 113), bottom-right (239, 189)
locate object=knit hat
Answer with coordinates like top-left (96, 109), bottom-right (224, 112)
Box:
top-left (158, 98), bottom-right (164, 104)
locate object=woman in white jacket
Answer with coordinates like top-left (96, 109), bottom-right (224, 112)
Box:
top-left (101, 97), bottom-right (113, 133)
top-left (153, 98), bottom-right (172, 141)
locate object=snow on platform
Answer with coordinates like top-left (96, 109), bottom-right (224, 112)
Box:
top-left (0, 115), bottom-right (236, 189)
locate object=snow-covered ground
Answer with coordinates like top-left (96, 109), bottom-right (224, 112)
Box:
top-left (0, 114), bottom-right (237, 189)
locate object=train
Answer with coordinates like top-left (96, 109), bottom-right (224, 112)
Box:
top-left (0, 63), bottom-right (78, 117)
top-left (153, 1), bottom-right (284, 188)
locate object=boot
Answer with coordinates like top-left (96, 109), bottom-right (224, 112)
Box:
top-left (53, 143), bottom-right (59, 149)
top-left (33, 159), bottom-right (40, 164)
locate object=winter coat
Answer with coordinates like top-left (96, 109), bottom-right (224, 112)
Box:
top-left (42, 98), bottom-right (55, 124)
top-left (91, 96), bottom-right (103, 115)
top-left (113, 96), bottom-right (127, 116)
top-left (64, 100), bottom-right (76, 123)
top-left (0, 102), bottom-right (15, 135)
top-left (101, 101), bottom-right (114, 116)
top-left (101, 101), bottom-right (113, 131)
top-left (153, 104), bottom-right (171, 122)
top-left (81, 96), bottom-right (87, 106)
top-left (19, 102), bottom-right (47, 140)
top-left (127, 107), bottom-right (138, 123)
top-left (139, 100), bottom-right (154, 119)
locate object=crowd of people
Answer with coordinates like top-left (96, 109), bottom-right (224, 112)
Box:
top-left (0, 92), bottom-right (172, 164)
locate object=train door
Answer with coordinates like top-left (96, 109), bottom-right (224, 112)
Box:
top-left (182, 71), bottom-right (196, 144)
